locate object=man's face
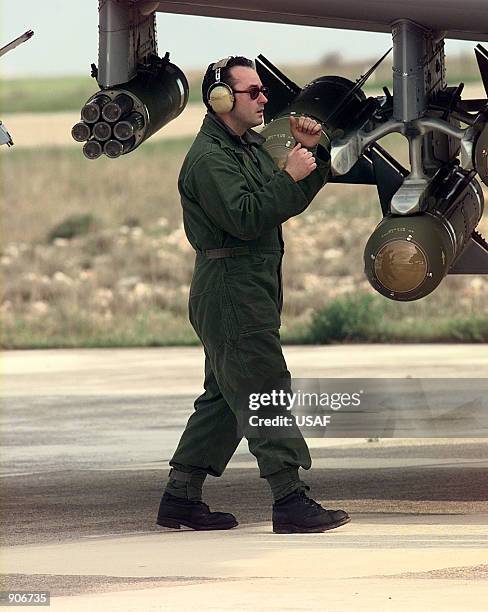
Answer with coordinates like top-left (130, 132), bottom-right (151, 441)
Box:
top-left (227, 66), bottom-right (268, 131)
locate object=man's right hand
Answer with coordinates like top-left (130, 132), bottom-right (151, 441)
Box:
top-left (284, 143), bottom-right (317, 182)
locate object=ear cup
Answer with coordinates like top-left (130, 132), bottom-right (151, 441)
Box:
top-left (208, 83), bottom-right (235, 113)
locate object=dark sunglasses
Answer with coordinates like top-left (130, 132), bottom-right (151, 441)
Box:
top-left (233, 85), bottom-right (269, 100)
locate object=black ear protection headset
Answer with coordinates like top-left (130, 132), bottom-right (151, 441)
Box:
top-left (206, 56), bottom-right (236, 113)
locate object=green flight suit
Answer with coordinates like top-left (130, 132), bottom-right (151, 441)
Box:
top-left (168, 113), bottom-right (330, 494)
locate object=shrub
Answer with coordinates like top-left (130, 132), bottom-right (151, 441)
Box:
top-left (47, 213), bottom-right (97, 242)
top-left (308, 293), bottom-right (385, 343)
top-left (443, 316), bottom-right (488, 342)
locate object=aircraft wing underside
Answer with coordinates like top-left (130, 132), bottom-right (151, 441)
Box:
top-left (146, 0), bottom-right (488, 42)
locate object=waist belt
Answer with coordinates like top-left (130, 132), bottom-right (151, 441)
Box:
top-left (199, 247), bottom-right (283, 259)
top-left (201, 246), bottom-right (251, 259)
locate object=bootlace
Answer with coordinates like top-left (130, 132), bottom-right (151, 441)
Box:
top-left (297, 491), bottom-right (323, 510)
top-left (192, 500), bottom-right (210, 511)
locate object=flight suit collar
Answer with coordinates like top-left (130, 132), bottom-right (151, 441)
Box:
top-left (201, 112), bottom-right (265, 151)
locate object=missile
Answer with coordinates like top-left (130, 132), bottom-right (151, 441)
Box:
top-left (92, 121), bottom-right (112, 142)
top-left (101, 93), bottom-right (134, 123)
top-left (104, 137), bottom-right (135, 159)
top-left (257, 53), bottom-right (386, 170)
top-left (364, 166), bottom-right (486, 301)
top-left (113, 112), bottom-right (145, 141)
top-left (83, 140), bottom-right (103, 160)
top-left (71, 122), bottom-right (91, 143)
top-left (258, 73), bottom-right (370, 168)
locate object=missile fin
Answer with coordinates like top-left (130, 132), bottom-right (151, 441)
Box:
top-left (327, 153), bottom-right (376, 185)
top-left (324, 47), bottom-right (391, 125)
top-left (0, 121), bottom-right (14, 147)
top-left (255, 55), bottom-right (301, 123)
top-left (475, 44), bottom-right (488, 98)
top-left (449, 231), bottom-right (488, 274)
top-left (370, 144), bottom-right (408, 216)
top-left (328, 143), bottom-right (408, 206)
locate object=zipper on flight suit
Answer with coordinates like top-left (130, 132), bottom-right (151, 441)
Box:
top-left (240, 142), bottom-right (285, 313)
top-left (277, 225), bottom-right (284, 313)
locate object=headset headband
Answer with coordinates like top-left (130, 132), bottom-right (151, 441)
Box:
top-left (212, 57), bottom-right (232, 70)
top-left (212, 57), bottom-right (231, 84)
top-left (211, 56), bottom-right (256, 81)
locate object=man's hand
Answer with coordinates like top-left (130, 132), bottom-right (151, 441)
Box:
top-left (284, 142), bottom-right (317, 182)
top-left (289, 115), bottom-right (322, 149)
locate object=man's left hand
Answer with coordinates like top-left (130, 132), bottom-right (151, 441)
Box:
top-left (289, 115), bottom-right (322, 149)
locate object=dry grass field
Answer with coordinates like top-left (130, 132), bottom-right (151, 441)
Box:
top-left (2, 134), bottom-right (487, 348)
top-left (1, 52), bottom-right (482, 115)
top-left (1, 54), bottom-right (487, 347)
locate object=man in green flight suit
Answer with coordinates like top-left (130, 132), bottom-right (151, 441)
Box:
top-left (156, 56), bottom-right (350, 533)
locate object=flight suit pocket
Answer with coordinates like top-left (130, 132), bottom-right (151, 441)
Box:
top-left (223, 253), bottom-right (266, 274)
top-left (222, 262), bottom-right (281, 335)
top-left (189, 283), bottom-right (244, 349)
top-left (189, 290), bottom-right (226, 349)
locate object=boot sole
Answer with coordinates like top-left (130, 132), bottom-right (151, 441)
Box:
top-left (156, 517), bottom-right (238, 531)
top-left (273, 515), bottom-right (351, 534)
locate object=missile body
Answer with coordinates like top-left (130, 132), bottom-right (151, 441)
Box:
top-left (364, 167), bottom-right (484, 301)
top-left (260, 75), bottom-right (371, 170)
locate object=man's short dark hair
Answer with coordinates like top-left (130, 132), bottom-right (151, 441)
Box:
top-left (202, 56), bottom-right (255, 113)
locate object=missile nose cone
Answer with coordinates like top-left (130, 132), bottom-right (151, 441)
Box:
top-left (113, 122), bottom-right (132, 141)
top-left (102, 94), bottom-right (134, 123)
top-left (363, 215), bottom-right (447, 302)
top-left (104, 139), bottom-right (123, 158)
top-left (93, 121), bottom-right (112, 141)
top-left (113, 112), bottom-right (145, 141)
top-left (103, 136), bottom-right (135, 158)
top-left (373, 240), bottom-right (428, 294)
top-left (83, 140), bottom-right (103, 160)
top-left (81, 104), bottom-right (101, 123)
top-left (71, 122), bottom-right (91, 142)
top-left (102, 102), bottom-right (122, 123)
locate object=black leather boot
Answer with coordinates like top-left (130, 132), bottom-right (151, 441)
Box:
top-left (273, 491), bottom-right (350, 533)
top-left (156, 493), bottom-right (238, 531)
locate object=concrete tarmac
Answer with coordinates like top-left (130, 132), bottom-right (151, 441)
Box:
top-left (1, 345), bottom-right (488, 610)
